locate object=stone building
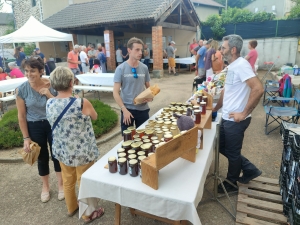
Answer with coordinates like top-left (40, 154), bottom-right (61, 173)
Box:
top-left (0, 13), bottom-right (14, 36)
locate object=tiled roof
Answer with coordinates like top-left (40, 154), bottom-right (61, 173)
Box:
top-left (192, 0), bottom-right (224, 8)
top-left (43, 0), bottom-right (179, 29)
top-left (0, 13), bottom-right (14, 25)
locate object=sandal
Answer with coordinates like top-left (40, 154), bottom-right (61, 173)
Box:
top-left (41, 192), bottom-right (50, 203)
top-left (67, 207), bottom-right (79, 217)
top-left (83, 207), bottom-right (105, 224)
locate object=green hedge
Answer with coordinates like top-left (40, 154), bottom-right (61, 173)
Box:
top-left (0, 100), bottom-right (118, 149)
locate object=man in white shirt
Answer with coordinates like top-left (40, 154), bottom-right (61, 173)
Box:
top-left (79, 46), bottom-right (89, 73)
top-left (213, 35), bottom-right (264, 194)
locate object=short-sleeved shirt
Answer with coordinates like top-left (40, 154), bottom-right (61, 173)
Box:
top-left (79, 51), bottom-right (88, 63)
top-left (144, 48), bottom-right (150, 59)
top-left (88, 49), bottom-right (96, 58)
top-left (16, 52), bottom-right (26, 67)
top-left (17, 81), bottom-right (57, 122)
top-left (10, 68), bottom-right (24, 78)
top-left (247, 49), bottom-right (258, 70)
top-left (204, 48), bottom-right (216, 71)
top-left (197, 46), bottom-right (207, 69)
top-left (222, 57), bottom-right (256, 121)
top-left (116, 49), bottom-right (123, 62)
top-left (0, 73), bottom-right (6, 81)
top-left (37, 52), bottom-right (45, 59)
top-left (67, 50), bottom-right (79, 69)
top-left (190, 43), bottom-right (198, 51)
top-left (165, 46), bottom-right (175, 58)
top-left (114, 62), bottom-right (150, 111)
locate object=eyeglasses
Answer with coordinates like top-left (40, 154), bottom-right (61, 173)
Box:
top-left (131, 68), bottom-right (138, 79)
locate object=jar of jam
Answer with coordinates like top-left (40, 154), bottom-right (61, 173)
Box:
top-left (202, 96), bottom-right (208, 105)
top-left (164, 121), bottom-right (172, 129)
top-left (133, 138), bottom-right (142, 142)
top-left (127, 126), bottom-right (136, 137)
top-left (156, 120), bottom-right (164, 127)
top-left (118, 152), bottom-right (126, 159)
top-left (133, 134), bottom-right (140, 139)
top-left (194, 110), bottom-right (201, 124)
top-left (128, 154), bottom-right (137, 160)
top-left (193, 105), bottom-right (199, 115)
top-left (145, 129), bottom-right (154, 139)
top-left (137, 151), bottom-right (146, 157)
top-left (118, 158), bottom-right (127, 175)
top-left (138, 155), bottom-right (146, 163)
top-left (140, 144), bottom-right (150, 156)
top-left (122, 140), bottom-right (133, 154)
top-left (117, 148), bottom-right (126, 155)
top-left (156, 131), bottom-right (163, 140)
top-left (176, 102), bottom-right (182, 107)
top-left (150, 136), bottom-right (158, 142)
top-left (154, 125), bottom-right (160, 129)
top-left (129, 159), bottom-right (139, 177)
top-left (136, 129), bottom-right (145, 138)
top-left (127, 149), bottom-right (136, 156)
top-left (197, 93), bottom-right (203, 103)
top-left (143, 139), bottom-right (151, 144)
top-left (200, 102), bottom-right (206, 115)
top-left (162, 128), bottom-right (169, 133)
top-left (164, 134), bottom-right (173, 142)
top-left (131, 142), bottom-right (141, 152)
top-left (170, 102), bottom-right (176, 106)
top-left (148, 119), bottom-right (155, 125)
top-left (108, 156), bottom-right (117, 173)
top-left (123, 130), bottom-right (132, 141)
top-left (170, 126), bottom-right (179, 136)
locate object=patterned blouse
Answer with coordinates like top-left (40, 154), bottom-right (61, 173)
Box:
top-left (46, 97), bottom-right (99, 167)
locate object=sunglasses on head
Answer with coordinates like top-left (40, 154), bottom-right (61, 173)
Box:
top-left (131, 68), bottom-right (138, 79)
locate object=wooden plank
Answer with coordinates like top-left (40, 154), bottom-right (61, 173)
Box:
top-left (236, 211), bottom-right (279, 225)
top-left (238, 194), bottom-right (283, 212)
top-left (239, 182), bottom-right (280, 193)
top-left (181, 145), bottom-right (196, 162)
top-left (239, 186), bottom-right (282, 203)
top-left (141, 160), bottom-right (159, 190)
top-left (192, 109), bottom-right (212, 130)
top-left (237, 202), bottom-right (287, 223)
top-left (252, 177), bottom-right (279, 185)
top-left (156, 22), bottom-right (197, 32)
top-left (114, 203), bottom-right (121, 225)
top-left (155, 126), bottom-right (198, 170)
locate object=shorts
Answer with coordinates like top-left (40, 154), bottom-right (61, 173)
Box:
top-left (70, 68), bottom-right (80, 77)
top-left (197, 68), bottom-right (205, 78)
top-left (168, 57), bottom-right (175, 68)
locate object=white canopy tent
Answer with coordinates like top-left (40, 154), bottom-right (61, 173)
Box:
top-left (0, 16), bottom-right (73, 43)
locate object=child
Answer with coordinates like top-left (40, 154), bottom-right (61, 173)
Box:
top-left (91, 58), bottom-right (102, 73)
top-left (0, 67), bottom-right (8, 81)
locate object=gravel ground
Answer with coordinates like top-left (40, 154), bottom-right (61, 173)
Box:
top-left (0, 70), bottom-right (284, 225)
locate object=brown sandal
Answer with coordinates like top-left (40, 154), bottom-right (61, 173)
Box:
top-left (83, 207), bottom-right (105, 224)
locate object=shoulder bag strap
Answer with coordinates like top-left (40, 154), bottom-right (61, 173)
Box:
top-left (52, 98), bottom-right (76, 132)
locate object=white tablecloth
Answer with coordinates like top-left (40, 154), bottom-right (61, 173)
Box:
top-left (78, 109), bottom-right (219, 225)
top-left (142, 57), bottom-right (195, 65)
top-left (76, 73), bottom-right (114, 86)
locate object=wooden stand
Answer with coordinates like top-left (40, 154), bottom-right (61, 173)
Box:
top-left (236, 177), bottom-right (287, 225)
top-left (195, 110), bottom-right (212, 149)
top-left (191, 90), bottom-right (213, 110)
top-left (141, 126), bottom-right (198, 190)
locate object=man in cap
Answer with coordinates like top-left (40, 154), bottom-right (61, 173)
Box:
top-left (34, 48), bottom-right (46, 63)
top-left (164, 41), bottom-right (177, 76)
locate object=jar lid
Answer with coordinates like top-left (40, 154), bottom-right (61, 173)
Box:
top-left (170, 126), bottom-right (177, 130)
top-left (172, 122), bottom-right (177, 126)
top-left (128, 150), bottom-right (135, 154)
top-left (131, 142), bottom-right (140, 148)
top-left (128, 154), bottom-right (137, 159)
top-left (148, 153), bottom-right (154, 156)
top-left (200, 102), bottom-right (206, 105)
top-left (117, 148), bottom-right (125, 152)
top-left (164, 121), bottom-right (171, 124)
top-left (140, 144), bottom-right (151, 150)
top-left (108, 156), bottom-right (116, 161)
top-left (127, 126), bottom-right (135, 130)
top-left (203, 96), bottom-right (208, 98)
top-left (118, 153), bottom-right (126, 157)
top-left (136, 129), bottom-right (145, 134)
top-left (133, 134), bottom-right (140, 139)
top-left (118, 158), bottom-right (127, 163)
top-left (157, 120), bottom-right (164, 124)
top-left (137, 151), bottom-right (145, 156)
top-left (142, 136), bottom-right (149, 140)
top-left (145, 130), bottom-right (154, 135)
top-left (123, 130), bottom-right (131, 134)
top-left (176, 102), bottom-right (182, 104)
top-left (135, 141), bottom-right (143, 146)
top-left (129, 159), bottom-right (138, 165)
top-left (152, 140), bottom-right (160, 144)
top-left (164, 134), bottom-right (173, 138)
top-left (158, 142), bottom-right (166, 146)
top-left (194, 110), bottom-right (200, 113)
top-left (156, 130), bottom-right (163, 134)
top-left (193, 106), bottom-right (199, 109)
top-left (122, 140), bottom-right (133, 147)
top-left (138, 156), bottom-right (146, 161)
top-left (133, 138), bottom-right (141, 142)
top-left (151, 136), bottom-right (158, 140)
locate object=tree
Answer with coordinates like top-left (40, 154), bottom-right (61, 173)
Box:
top-left (288, 0), bottom-right (300, 19)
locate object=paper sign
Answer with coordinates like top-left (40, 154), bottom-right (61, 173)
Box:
top-left (105, 43), bottom-right (110, 50)
top-left (106, 51), bottom-right (110, 57)
top-left (104, 34), bottom-right (110, 43)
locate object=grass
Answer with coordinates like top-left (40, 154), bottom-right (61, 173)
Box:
top-left (0, 100), bottom-right (118, 149)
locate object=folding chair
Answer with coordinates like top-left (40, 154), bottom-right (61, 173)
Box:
top-left (261, 56), bottom-right (280, 83)
top-left (264, 90), bottom-right (300, 135)
top-left (262, 80), bottom-right (280, 106)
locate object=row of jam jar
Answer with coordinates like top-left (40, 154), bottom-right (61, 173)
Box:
top-left (108, 156), bottom-right (144, 177)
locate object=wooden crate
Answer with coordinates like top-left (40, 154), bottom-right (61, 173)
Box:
top-left (236, 176), bottom-right (288, 225)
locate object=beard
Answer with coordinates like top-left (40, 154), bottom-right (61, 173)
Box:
top-left (222, 52), bottom-right (233, 63)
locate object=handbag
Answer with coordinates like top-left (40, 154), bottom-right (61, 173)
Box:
top-left (211, 53), bottom-right (222, 73)
top-left (18, 141), bottom-right (41, 166)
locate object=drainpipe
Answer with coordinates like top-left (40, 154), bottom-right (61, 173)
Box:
top-left (38, 0), bottom-right (43, 21)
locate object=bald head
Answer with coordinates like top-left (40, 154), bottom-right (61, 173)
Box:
top-left (199, 40), bottom-right (203, 47)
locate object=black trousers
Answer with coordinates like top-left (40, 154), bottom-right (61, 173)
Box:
top-left (219, 118), bottom-right (257, 183)
top-left (27, 120), bottom-right (61, 176)
top-left (120, 108), bottom-right (150, 133)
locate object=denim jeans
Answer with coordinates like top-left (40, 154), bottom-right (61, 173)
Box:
top-left (120, 108), bottom-right (150, 133)
top-left (27, 120), bottom-right (61, 176)
top-left (219, 118), bottom-right (257, 182)
top-left (143, 59), bottom-right (150, 69)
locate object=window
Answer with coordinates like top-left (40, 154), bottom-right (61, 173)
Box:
top-left (32, 0), bottom-right (37, 7)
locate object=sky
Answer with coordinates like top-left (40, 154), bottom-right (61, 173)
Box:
top-left (0, 0), bottom-right (13, 13)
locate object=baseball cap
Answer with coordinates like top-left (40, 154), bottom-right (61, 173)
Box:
top-left (34, 48), bottom-right (40, 51)
top-left (170, 41), bottom-right (176, 45)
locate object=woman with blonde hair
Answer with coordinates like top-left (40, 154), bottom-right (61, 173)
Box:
top-left (46, 66), bottom-right (104, 223)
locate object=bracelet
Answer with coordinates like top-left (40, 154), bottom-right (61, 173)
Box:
top-left (120, 106), bottom-right (125, 109)
top-left (23, 137), bottom-right (30, 140)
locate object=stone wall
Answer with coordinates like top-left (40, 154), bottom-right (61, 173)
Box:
top-left (0, 25), bottom-right (9, 36)
top-left (12, 0), bottom-right (43, 29)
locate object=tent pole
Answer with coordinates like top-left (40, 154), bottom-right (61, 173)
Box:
top-left (1, 44), bottom-right (6, 71)
top-left (53, 42), bottom-right (57, 62)
top-left (13, 43), bottom-right (15, 48)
